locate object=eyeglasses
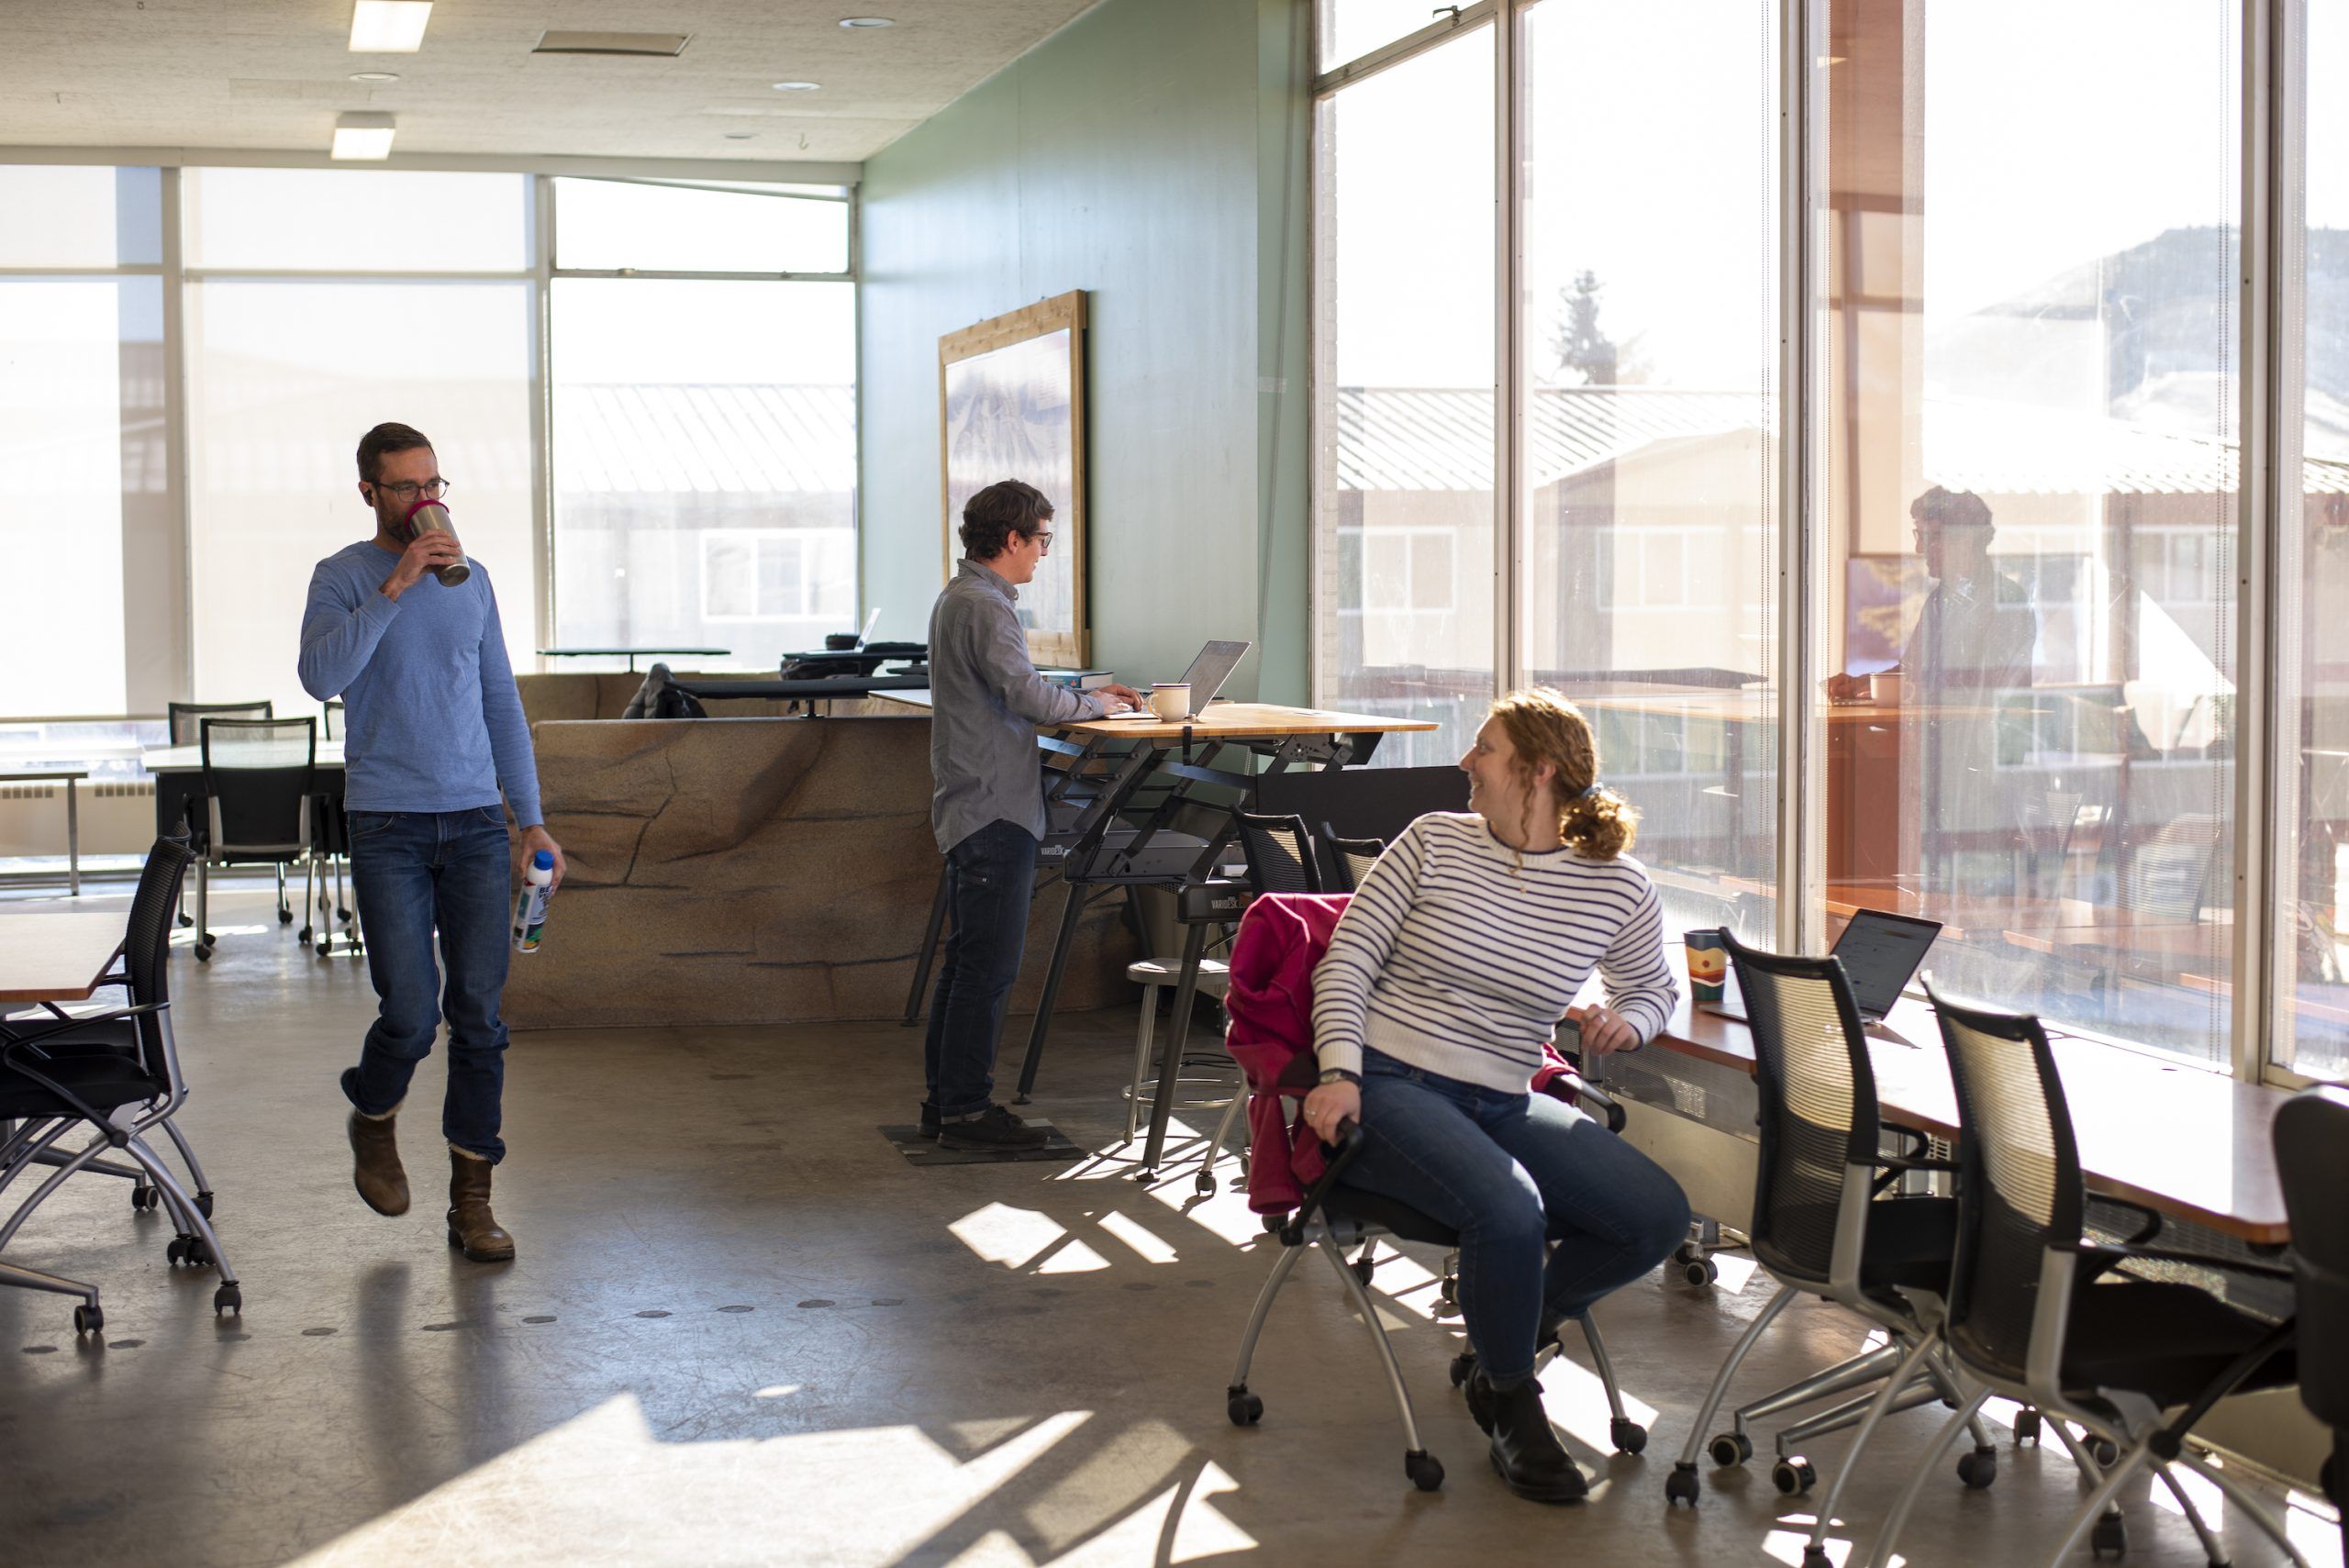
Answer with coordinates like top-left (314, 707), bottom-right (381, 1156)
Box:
top-left (373, 478), bottom-right (451, 502)
top-left (1030, 529), bottom-right (1055, 550)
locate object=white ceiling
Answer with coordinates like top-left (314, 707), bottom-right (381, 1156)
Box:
top-left (0, 0), bottom-right (1101, 168)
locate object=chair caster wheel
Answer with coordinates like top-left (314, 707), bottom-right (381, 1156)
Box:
top-left (130, 1184), bottom-right (154, 1211)
top-left (1773, 1455), bottom-right (1818, 1493)
top-left (1226, 1387), bottom-right (1263, 1427)
top-left (1801, 1548), bottom-right (1833, 1568)
top-left (2090, 1515), bottom-right (2127, 1559)
top-left (1352, 1256), bottom-right (1375, 1286)
top-left (166, 1237), bottom-right (187, 1265)
top-left (195, 1192), bottom-right (214, 1219)
top-left (278, 907), bottom-right (294, 925)
top-left (298, 925), bottom-right (313, 943)
top-left (176, 912), bottom-right (195, 928)
top-left (2014, 1407), bottom-right (2043, 1445)
top-left (194, 942), bottom-right (213, 962)
top-left (1612, 1418), bottom-right (1649, 1455)
top-left (1194, 1173), bottom-right (1216, 1196)
top-left (1435, 1277), bottom-right (1460, 1318)
top-left (1406, 1451), bottom-right (1443, 1492)
top-left (1956, 1446), bottom-right (1998, 1489)
top-left (2087, 1437), bottom-right (2121, 1469)
top-left (214, 1284), bottom-right (241, 1316)
top-left (1708, 1430), bottom-right (1753, 1467)
top-left (74, 1303), bottom-right (102, 1335)
top-left (1449, 1351), bottom-right (1476, 1389)
top-left (1665, 1463), bottom-right (1702, 1507)
top-left (1603, 1102), bottom-right (1627, 1133)
top-left (316, 941), bottom-right (330, 957)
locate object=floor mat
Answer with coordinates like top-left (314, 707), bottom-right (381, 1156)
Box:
top-left (879, 1122), bottom-right (1086, 1166)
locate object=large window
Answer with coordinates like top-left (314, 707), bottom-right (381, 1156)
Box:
top-left (549, 180), bottom-right (857, 670)
top-left (1519, 0), bottom-right (1781, 938)
top-left (1312, 24), bottom-right (1496, 765)
top-left (1310, 3), bottom-right (2334, 1078)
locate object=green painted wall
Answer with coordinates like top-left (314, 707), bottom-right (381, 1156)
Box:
top-left (857, 0), bottom-right (1311, 703)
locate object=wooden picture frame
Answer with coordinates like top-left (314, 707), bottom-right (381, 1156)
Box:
top-left (940, 290), bottom-right (1088, 668)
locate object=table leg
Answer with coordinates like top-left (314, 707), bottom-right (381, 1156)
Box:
top-left (901, 862), bottom-right (952, 1028)
top-left (1014, 883), bottom-right (1089, 1103)
top-left (1140, 921), bottom-right (1211, 1177)
top-left (65, 779), bottom-right (79, 896)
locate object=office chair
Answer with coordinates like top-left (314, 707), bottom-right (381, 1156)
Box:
top-left (165, 699), bottom-right (273, 928)
top-left (0, 832), bottom-right (242, 1331)
top-left (1317, 822), bottom-right (1386, 894)
top-left (192, 717), bottom-right (317, 962)
top-left (24, 832), bottom-right (220, 1229)
top-left (1861, 985), bottom-right (2304, 1568)
top-left (1224, 1112), bottom-right (1648, 1495)
top-left (2273, 1085), bottom-right (2349, 1565)
top-left (1666, 930), bottom-right (1997, 1553)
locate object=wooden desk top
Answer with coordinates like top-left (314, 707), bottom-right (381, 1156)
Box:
top-left (0, 911), bottom-right (127, 1003)
top-left (1574, 983), bottom-right (2292, 1245)
top-left (141, 742), bottom-right (347, 774)
top-left (1058, 702), bottom-right (1437, 740)
top-left (873, 691), bottom-right (1435, 740)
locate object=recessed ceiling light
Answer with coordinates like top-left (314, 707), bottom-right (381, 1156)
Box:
top-left (349, 70), bottom-right (401, 83)
top-left (349, 0), bottom-right (432, 53)
top-left (838, 17), bottom-right (895, 28)
top-left (331, 110), bottom-right (397, 160)
top-left (772, 81), bottom-right (821, 91)
top-left (723, 131), bottom-right (758, 140)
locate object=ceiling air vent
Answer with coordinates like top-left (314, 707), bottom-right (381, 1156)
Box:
top-left (532, 31), bottom-right (690, 57)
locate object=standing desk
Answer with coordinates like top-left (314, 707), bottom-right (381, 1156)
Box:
top-left (1022, 704), bottom-right (1433, 1175)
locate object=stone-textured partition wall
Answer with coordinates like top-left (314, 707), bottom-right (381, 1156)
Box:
top-left (504, 715), bottom-right (1137, 1029)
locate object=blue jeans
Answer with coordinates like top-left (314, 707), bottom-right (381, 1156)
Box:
top-left (1344, 1049), bottom-right (1691, 1386)
top-left (340, 806), bottom-right (515, 1163)
top-left (921, 819), bottom-right (1039, 1118)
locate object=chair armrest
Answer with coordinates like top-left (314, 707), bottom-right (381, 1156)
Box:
top-left (2085, 1195), bottom-right (2167, 1245)
top-left (0, 1001), bottom-right (167, 1056)
top-left (1279, 1118), bottom-right (1365, 1247)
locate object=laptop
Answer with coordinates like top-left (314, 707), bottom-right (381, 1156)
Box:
top-left (1707, 908), bottom-right (1943, 1025)
top-left (1094, 639), bottom-right (1254, 718)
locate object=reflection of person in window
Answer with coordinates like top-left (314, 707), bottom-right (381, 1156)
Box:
top-left (1826, 487), bottom-right (2037, 893)
top-left (1826, 487), bottom-right (2034, 703)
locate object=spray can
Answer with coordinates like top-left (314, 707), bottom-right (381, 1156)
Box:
top-left (512, 849), bottom-right (555, 953)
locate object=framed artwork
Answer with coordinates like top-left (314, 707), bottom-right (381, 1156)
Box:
top-left (940, 290), bottom-right (1089, 667)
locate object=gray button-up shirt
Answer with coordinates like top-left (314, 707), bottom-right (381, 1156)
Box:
top-left (927, 558), bottom-right (1105, 852)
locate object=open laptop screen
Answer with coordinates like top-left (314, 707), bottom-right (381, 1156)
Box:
top-left (1178, 640), bottom-right (1252, 706)
top-left (1832, 909), bottom-right (1943, 1020)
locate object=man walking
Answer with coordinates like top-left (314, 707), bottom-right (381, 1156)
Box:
top-left (923, 480), bottom-right (1140, 1150)
top-left (298, 421), bottom-right (562, 1261)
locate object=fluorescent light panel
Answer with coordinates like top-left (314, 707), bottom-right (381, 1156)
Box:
top-left (331, 111), bottom-right (397, 160)
top-left (350, 1), bottom-right (432, 53)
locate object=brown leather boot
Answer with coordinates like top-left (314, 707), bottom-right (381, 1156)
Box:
top-left (348, 1106), bottom-right (409, 1216)
top-left (446, 1148), bottom-right (516, 1262)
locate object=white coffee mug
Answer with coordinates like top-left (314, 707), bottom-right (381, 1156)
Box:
top-left (1149, 683), bottom-right (1192, 721)
top-left (1872, 672), bottom-right (1903, 706)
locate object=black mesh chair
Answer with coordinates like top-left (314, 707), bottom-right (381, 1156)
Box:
top-left (165, 700), bottom-right (273, 927)
top-left (1225, 1113), bottom-right (1649, 1496)
top-left (2277, 1085), bottom-right (2349, 1563)
top-left (191, 717), bottom-right (317, 962)
top-left (0, 832), bottom-right (242, 1331)
top-left (1666, 930), bottom-right (1996, 1554)
top-left (28, 832), bottom-right (220, 1231)
top-left (1860, 985), bottom-right (2304, 1568)
top-left (1318, 822), bottom-right (1386, 894)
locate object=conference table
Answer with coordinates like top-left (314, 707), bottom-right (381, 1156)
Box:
top-left (1573, 970), bottom-right (2289, 1244)
top-left (140, 742), bottom-right (350, 951)
top-left (0, 910), bottom-right (128, 1004)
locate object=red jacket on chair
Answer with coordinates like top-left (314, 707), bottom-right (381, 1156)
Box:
top-left (1224, 892), bottom-right (1600, 1216)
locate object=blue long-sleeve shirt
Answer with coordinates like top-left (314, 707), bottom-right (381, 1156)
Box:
top-left (296, 540), bottom-right (543, 827)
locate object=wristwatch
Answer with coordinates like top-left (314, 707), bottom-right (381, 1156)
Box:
top-left (1318, 1067), bottom-right (1361, 1087)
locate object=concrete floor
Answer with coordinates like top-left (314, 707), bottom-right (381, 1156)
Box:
top-left (1, 879), bottom-right (2341, 1568)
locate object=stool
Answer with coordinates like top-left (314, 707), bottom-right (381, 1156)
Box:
top-left (1124, 957), bottom-right (1235, 1153)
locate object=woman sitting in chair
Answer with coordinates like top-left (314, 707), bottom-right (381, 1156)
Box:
top-left (1302, 687), bottom-right (1690, 1504)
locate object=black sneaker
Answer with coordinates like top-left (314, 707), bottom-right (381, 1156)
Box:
top-left (937, 1104), bottom-right (1051, 1151)
top-left (919, 1105), bottom-right (941, 1140)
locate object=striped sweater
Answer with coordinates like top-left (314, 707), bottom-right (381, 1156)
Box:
top-left (1310, 812), bottom-right (1679, 1094)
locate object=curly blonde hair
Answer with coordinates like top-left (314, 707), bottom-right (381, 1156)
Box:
top-left (1489, 687), bottom-right (1639, 861)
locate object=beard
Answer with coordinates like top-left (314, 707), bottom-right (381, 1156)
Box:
top-left (376, 497), bottom-right (417, 544)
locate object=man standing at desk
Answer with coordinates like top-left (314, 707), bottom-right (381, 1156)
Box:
top-left (297, 421), bottom-right (562, 1262)
top-left (923, 479), bottom-right (1141, 1150)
